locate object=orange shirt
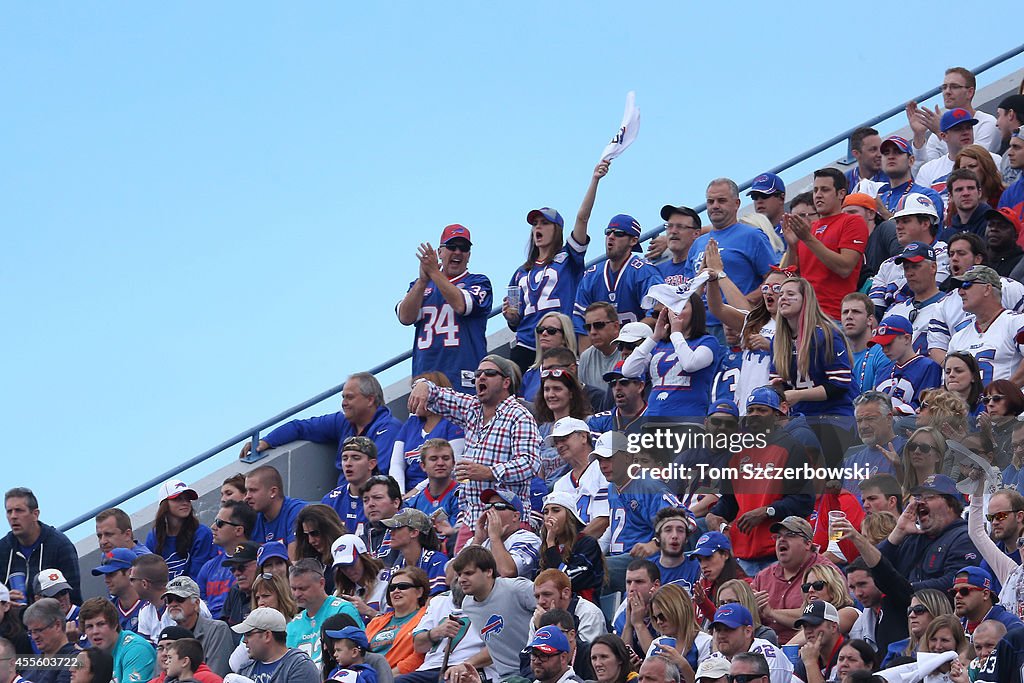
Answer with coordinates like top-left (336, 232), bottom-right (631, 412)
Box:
top-left (366, 606), bottom-right (429, 674)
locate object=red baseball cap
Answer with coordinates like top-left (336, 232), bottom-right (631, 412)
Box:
top-left (439, 224), bottom-right (472, 246)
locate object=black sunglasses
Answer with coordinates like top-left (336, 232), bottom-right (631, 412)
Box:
top-left (907, 604), bottom-right (930, 616)
top-left (536, 325), bottom-right (563, 336)
top-left (729, 675), bottom-right (767, 683)
top-left (442, 242), bottom-right (471, 253)
top-left (584, 320), bottom-right (615, 331)
top-left (608, 378), bottom-right (640, 387)
top-left (982, 394), bottom-right (1006, 404)
top-left (707, 417), bottom-right (738, 428)
top-left (388, 582), bottom-right (417, 593)
top-left (474, 368), bottom-right (506, 379)
top-left (906, 442), bottom-right (936, 454)
top-left (801, 580), bottom-right (827, 593)
top-left (213, 518), bottom-right (243, 529)
top-left (604, 228), bottom-right (631, 238)
top-left (487, 502), bottom-right (515, 512)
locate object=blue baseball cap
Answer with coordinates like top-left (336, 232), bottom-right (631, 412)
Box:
top-left (953, 567), bottom-right (997, 597)
top-left (746, 386), bottom-right (782, 412)
top-left (881, 135), bottom-right (913, 155)
top-left (325, 626), bottom-right (370, 650)
top-left (256, 541), bottom-right (290, 567)
top-left (524, 625), bottom-right (571, 655)
top-left (527, 207), bottom-right (565, 229)
top-left (688, 531), bottom-right (732, 558)
top-left (894, 241), bottom-right (937, 265)
top-left (707, 399), bottom-right (739, 418)
top-left (607, 214), bottom-right (644, 252)
top-left (910, 474), bottom-right (960, 498)
top-left (748, 173), bottom-right (785, 196)
top-left (940, 107), bottom-right (978, 132)
top-left (711, 604), bottom-right (753, 630)
top-left (91, 548), bottom-right (136, 576)
top-left (868, 315), bottom-right (913, 347)
top-left (481, 488), bottom-right (524, 516)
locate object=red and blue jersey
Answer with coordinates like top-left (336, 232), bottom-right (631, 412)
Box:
top-left (405, 271), bottom-right (493, 393)
top-left (196, 548), bottom-right (234, 619)
top-left (658, 259), bottom-right (688, 286)
top-left (407, 481), bottom-right (461, 529)
top-left (645, 335), bottom-right (723, 419)
top-left (322, 483), bottom-right (367, 536)
top-left (509, 236), bottom-right (588, 351)
top-left (874, 355), bottom-right (943, 414)
top-left (607, 477), bottom-right (682, 555)
top-left (1000, 176), bottom-right (1024, 225)
top-left (573, 255), bottom-right (664, 334)
top-left (770, 327), bottom-right (858, 417)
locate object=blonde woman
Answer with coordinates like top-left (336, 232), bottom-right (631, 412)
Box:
top-left (717, 578), bottom-right (778, 645)
top-left (520, 312), bottom-right (578, 400)
top-left (902, 426), bottom-right (947, 494)
top-left (643, 584), bottom-right (712, 676)
top-left (785, 564), bottom-right (859, 644)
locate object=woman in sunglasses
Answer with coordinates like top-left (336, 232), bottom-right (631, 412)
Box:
top-left (535, 368), bottom-right (593, 480)
top-left (621, 294), bottom-right (721, 420)
top-left (942, 352), bottom-right (984, 424)
top-left (642, 583), bottom-right (712, 673)
top-left (520, 312), bottom-right (577, 402)
top-left (716, 579), bottom-right (778, 646)
top-left (250, 571), bottom-right (298, 621)
top-left (538, 491), bottom-right (603, 604)
top-left (978, 379), bottom-right (1024, 468)
top-left (881, 589), bottom-right (953, 665)
top-left (295, 505), bottom-right (347, 594)
top-left (590, 633), bottom-right (637, 683)
top-left (901, 426), bottom-right (947, 494)
top-left (704, 241), bottom-right (793, 413)
top-left (365, 567), bottom-right (431, 676)
top-left (785, 565), bottom-right (858, 644)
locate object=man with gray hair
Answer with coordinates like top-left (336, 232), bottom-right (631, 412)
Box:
top-left (163, 575), bottom-right (233, 676)
top-left (638, 653), bottom-right (682, 683)
top-left (242, 370), bottom-right (403, 480)
top-left (842, 392), bottom-right (905, 498)
top-left (286, 559), bottom-right (361, 667)
top-left (684, 178), bottom-right (778, 342)
top-left (408, 355), bottom-right (541, 552)
top-left (21, 598), bottom-right (77, 683)
top-left (730, 653), bottom-right (771, 683)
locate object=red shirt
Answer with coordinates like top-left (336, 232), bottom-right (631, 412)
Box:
top-left (796, 213), bottom-right (868, 319)
top-left (751, 553), bottom-right (839, 644)
top-left (811, 489), bottom-right (867, 562)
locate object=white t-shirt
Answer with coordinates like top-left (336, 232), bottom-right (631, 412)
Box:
top-left (736, 316), bottom-right (775, 415)
top-left (914, 109), bottom-right (1001, 170)
top-left (947, 309), bottom-right (1024, 383)
top-left (413, 590), bottom-right (496, 680)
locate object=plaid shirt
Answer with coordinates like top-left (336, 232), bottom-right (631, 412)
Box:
top-left (426, 382), bottom-right (541, 527)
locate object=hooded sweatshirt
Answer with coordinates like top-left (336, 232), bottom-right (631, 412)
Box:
top-left (0, 522), bottom-right (82, 603)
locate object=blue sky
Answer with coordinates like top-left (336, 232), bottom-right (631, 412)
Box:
top-left (4, 3), bottom-right (1022, 539)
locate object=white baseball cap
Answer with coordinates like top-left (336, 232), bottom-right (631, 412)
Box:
top-left (158, 479), bottom-right (198, 504)
top-left (542, 491), bottom-right (585, 525)
top-left (590, 431), bottom-right (628, 459)
top-left (331, 534), bottom-right (368, 567)
top-left (231, 606), bottom-right (288, 634)
top-left (891, 192), bottom-right (939, 222)
top-left (0, 582), bottom-right (9, 602)
top-left (614, 322), bottom-right (653, 344)
top-left (544, 417), bottom-right (591, 446)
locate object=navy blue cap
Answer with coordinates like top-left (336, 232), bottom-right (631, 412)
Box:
top-left (748, 173), bottom-right (785, 196)
top-left (894, 241), bottom-right (937, 264)
top-left (606, 214), bottom-right (643, 252)
top-left (910, 474), bottom-right (960, 498)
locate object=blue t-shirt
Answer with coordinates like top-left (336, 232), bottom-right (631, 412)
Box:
top-left (841, 436), bottom-right (908, 498)
top-left (651, 553), bottom-right (701, 592)
top-left (408, 481), bottom-right (461, 529)
top-left (392, 416), bottom-right (465, 491)
top-left (249, 657), bottom-right (284, 683)
top-left (405, 271), bottom-right (493, 393)
top-left (328, 663), bottom-right (379, 683)
top-left (711, 346), bottom-right (743, 405)
top-left (252, 496), bottom-right (307, 546)
top-left (769, 326), bottom-right (858, 417)
top-left (509, 236), bottom-right (588, 350)
top-left (607, 477), bottom-right (681, 555)
top-left (853, 344), bottom-right (889, 391)
top-left (684, 224), bottom-right (777, 326)
top-left (573, 254), bottom-right (664, 335)
top-left (646, 335), bottom-right (723, 419)
top-left (144, 525), bottom-right (215, 580)
top-left (196, 548), bottom-right (234, 619)
top-left (658, 259), bottom-right (688, 286)
top-left (322, 483), bottom-right (367, 536)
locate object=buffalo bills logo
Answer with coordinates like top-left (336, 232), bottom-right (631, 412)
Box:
top-left (48, 572), bottom-right (59, 581)
top-left (755, 175), bottom-right (769, 184)
top-left (535, 629), bottom-right (552, 641)
top-left (916, 196), bottom-right (932, 207)
top-left (481, 614), bottom-right (504, 639)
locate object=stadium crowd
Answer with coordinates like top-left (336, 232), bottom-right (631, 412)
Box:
top-left (5, 66), bottom-right (1024, 683)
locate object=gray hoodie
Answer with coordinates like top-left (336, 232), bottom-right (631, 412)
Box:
top-left (238, 647), bottom-right (320, 683)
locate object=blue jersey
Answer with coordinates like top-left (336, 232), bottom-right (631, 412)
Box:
top-left (645, 335), bottom-right (723, 419)
top-left (684, 224), bottom-right (778, 326)
top-left (846, 167), bottom-right (888, 189)
top-left (144, 525), bottom-right (215, 580)
top-left (196, 549), bottom-right (234, 619)
top-left (878, 181), bottom-right (945, 224)
top-left (588, 405), bottom-right (649, 435)
top-left (841, 436), bottom-right (908, 498)
top-left (853, 344), bottom-right (889, 391)
top-left (770, 326), bottom-right (858, 417)
top-left (711, 346), bottom-right (743, 405)
top-left (252, 497), bottom-right (307, 546)
top-left (509, 236), bottom-right (588, 350)
top-left (328, 663), bottom-right (378, 683)
top-left (607, 476), bottom-right (681, 555)
top-left (651, 554), bottom-right (702, 593)
top-left (658, 259), bottom-right (688, 286)
top-left (322, 483), bottom-right (367, 536)
top-left (405, 271), bottom-right (493, 393)
top-left (114, 597), bottom-right (146, 633)
top-left (391, 416), bottom-right (465, 491)
top-left (1000, 176), bottom-right (1024, 225)
top-left (382, 548), bottom-right (449, 596)
top-left (874, 355), bottom-right (943, 414)
top-left (408, 480), bottom-right (461, 529)
top-left (573, 255), bottom-right (664, 335)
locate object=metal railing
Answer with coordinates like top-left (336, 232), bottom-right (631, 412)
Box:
top-left (59, 43), bottom-right (1024, 533)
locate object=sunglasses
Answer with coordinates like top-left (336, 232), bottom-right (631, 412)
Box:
top-left (801, 580), bottom-right (827, 593)
top-left (487, 502), bottom-right (515, 512)
top-left (584, 320), bottom-right (615, 331)
top-left (608, 378), bottom-right (640, 387)
top-left (388, 582), bottom-right (417, 593)
top-left (729, 675), bottom-right (767, 683)
top-left (604, 228), bottom-right (632, 238)
top-left (982, 395), bottom-right (1006, 404)
top-left (213, 519), bottom-right (243, 529)
top-left (304, 529), bottom-right (322, 538)
top-left (760, 283), bottom-right (783, 294)
top-left (259, 572), bottom-right (275, 581)
top-left (651, 612), bottom-right (668, 622)
top-left (165, 595), bottom-right (188, 604)
top-left (907, 604), bottom-right (930, 616)
top-left (951, 586), bottom-right (984, 597)
top-left (536, 326), bottom-right (563, 336)
top-left (229, 562), bottom-right (253, 574)
top-left (905, 442), bottom-right (936, 454)
top-left (442, 242), bottom-right (471, 253)
top-left (541, 368), bottom-right (568, 379)
top-left (474, 368), bottom-right (506, 379)
top-left (708, 417), bottom-right (738, 428)
top-left (959, 281), bottom-right (981, 290)
top-left (986, 510), bottom-right (1019, 523)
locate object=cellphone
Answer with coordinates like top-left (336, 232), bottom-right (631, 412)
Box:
top-left (625, 646), bottom-right (637, 658)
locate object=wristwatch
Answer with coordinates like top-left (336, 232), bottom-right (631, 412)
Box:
top-left (765, 506), bottom-right (776, 519)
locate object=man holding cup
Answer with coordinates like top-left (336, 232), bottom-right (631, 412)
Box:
top-left (397, 224), bottom-right (494, 393)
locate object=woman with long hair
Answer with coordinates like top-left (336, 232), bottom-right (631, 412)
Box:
top-left (332, 534), bottom-right (387, 623)
top-left (644, 584), bottom-right (713, 673)
top-left (535, 369), bottom-right (593, 479)
top-left (220, 474), bottom-right (247, 505)
top-left (979, 379), bottom-right (1024, 468)
top-left (717, 579), bottom-right (777, 645)
top-left (0, 584), bottom-right (31, 653)
top-left (784, 565), bottom-right (860, 644)
top-left (955, 145), bottom-right (1005, 208)
top-left (690, 531), bottom-right (748, 624)
top-left (622, 295), bottom-right (722, 420)
top-left (520, 312), bottom-right (578, 401)
top-left (145, 479), bottom-right (214, 580)
top-left (901, 426), bottom-right (947, 494)
top-left (390, 371), bottom-right (465, 493)
top-left (250, 571), bottom-right (299, 621)
top-left (883, 588), bottom-right (955, 664)
top-left (943, 352), bottom-right (984, 421)
top-left (503, 163), bottom-right (608, 372)
top-left (590, 633), bottom-right (637, 683)
top-left (538, 492), bottom-right (603, 603)
top-left (295, 505), bottom-right (348, 593)
top-left (365, 568), bottom-right (431, 676)
top-left (919, 615), bottom-right (971, 674)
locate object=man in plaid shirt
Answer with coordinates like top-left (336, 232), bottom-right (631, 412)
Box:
top-left (408, 354), bottom-right (542, 552)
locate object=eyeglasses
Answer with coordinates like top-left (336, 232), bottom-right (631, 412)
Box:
top-left (604, 228), bottom-right (631, 238)
top-left (529, 651), bottom-right (558, 661)
top-left (907, 604), bottom-right (930, 616)
top-left (165, 595), bottom-right (187, 604)
top-left (608, 378), bottom-right (639, 387)
top-left (801, 580), bottom-right (827, 593)
top-left (952, 586), bottom-right (984, 597)
top-left (388, 582), bottom-right (417, 593)
top-left (584, 320), bottom-right (615, 331)
top-left (474, 368), bottom-right (506, 379)
top-left (771, 530), bottom-right (806, 540)
top-left (230, 562), bottom-right (253, 574)
top-left (905, 442), bottom-right (937, 454)
top-left (27, 621), bottom-right (60, 637)
top-left (941, 83), bottom-right (967, 91)
top-left (540, 368), bottom-right (568, 379)
top-left (982, 395), bottom-right (1006, 404)
top-left (760, 283), bottom-right (783, 294)
top-left (442, 242), bottom-right (471, 253)
top-left (664, 222), bottom-right (700, 231)
top-left (986, 510), bottom-right (1019, 523)
top-left (535, 326), bottom-right (563, 336)
top-left (213, 519), bottom-right (243, 529)
top-left (729, 675), bottom-right (768, 683)
top-left (487, 502), bottom-right (515, 512)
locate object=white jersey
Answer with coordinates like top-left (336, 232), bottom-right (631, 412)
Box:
top-left (887, 293), bottom-right (947, 355)
top-left (947, 309), bottom-right (1024, 384)
top-left (916, 110), bottom-right (1002, 169)
top-left (704, 638), bottom-right (793, 683)
top-left (927, 280), bottom-right (1024, 353)
top-left (870, 243), bottom-right (950, 312)
top-left (917, 152), bottom-right (1002, 213)
top-left (481, 529), bottom-right (541, 578)
top-left (736, 316), bottom-right (776, 415)
top-left (553, 460), bottom-right (611, 524)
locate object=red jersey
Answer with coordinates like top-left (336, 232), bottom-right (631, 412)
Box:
top-left (811, 489), bottom-right (866, 562)
top-left (797, 213), bottom-right (868, 319)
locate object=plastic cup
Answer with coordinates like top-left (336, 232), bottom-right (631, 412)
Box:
top-left (7, 572), bottom-right (26, 605)
top-left (782, 645), bottom-right (801, 667)
top-left (828, 510), bottom-right (847, 542)
top-left (507, 286), bottom-right (522, 310)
